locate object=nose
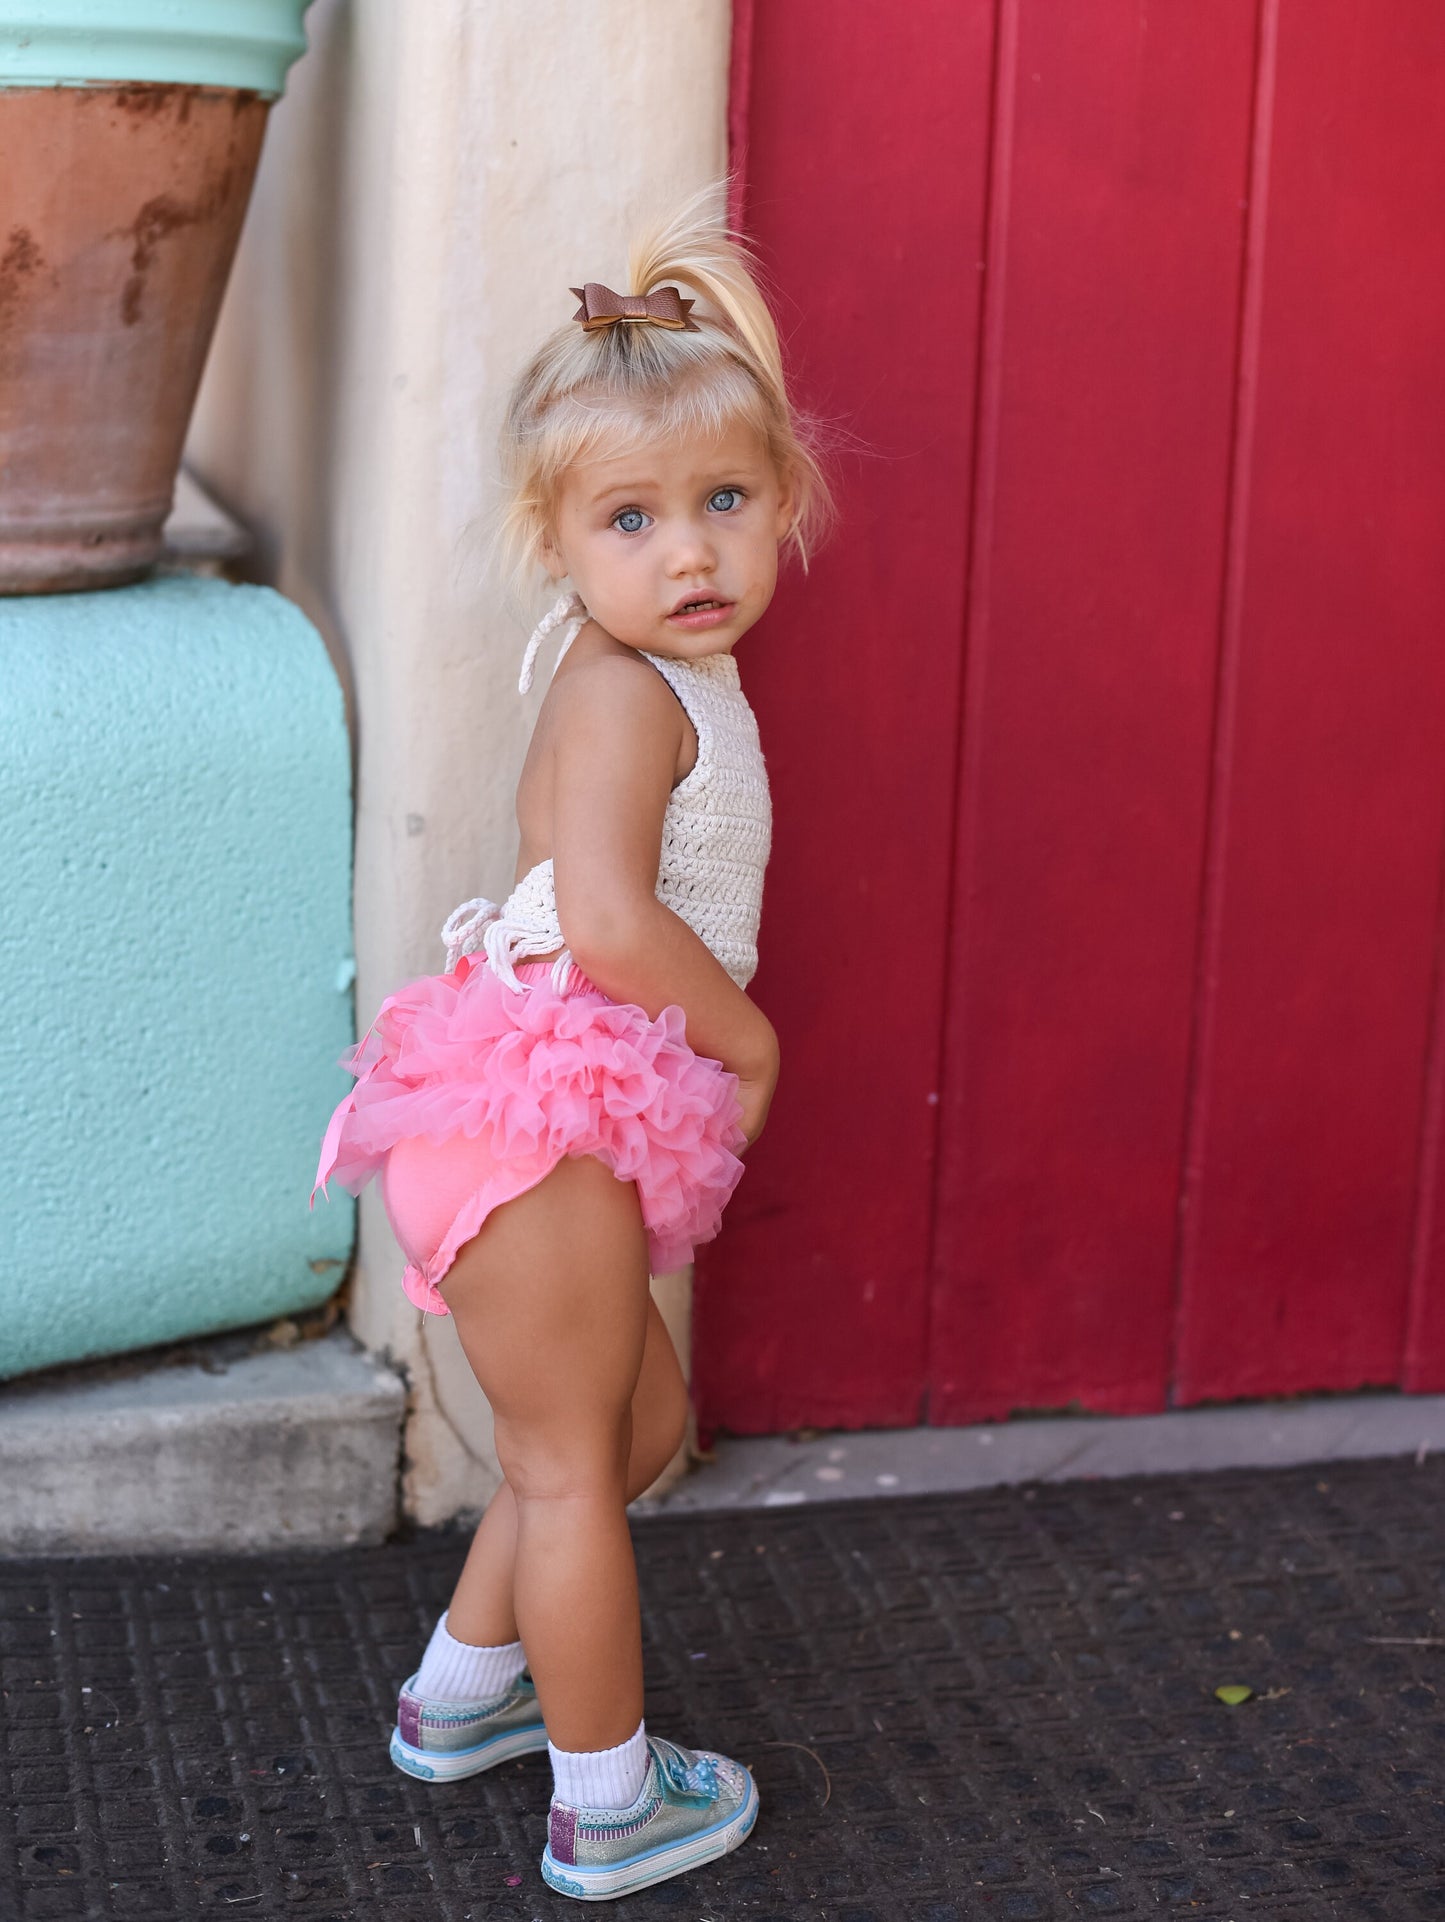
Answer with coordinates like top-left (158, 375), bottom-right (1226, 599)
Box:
top-left (665, 515), bottom-right (718, 577)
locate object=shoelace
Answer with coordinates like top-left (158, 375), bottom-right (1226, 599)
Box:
top-left (653, 1738), bottom-right (721, 1799)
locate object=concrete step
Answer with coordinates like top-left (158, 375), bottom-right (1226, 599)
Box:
top-left (0, 1328), bottom-right (405, 1555)
top-left (641, 1389), bottom-right (1445, 1514)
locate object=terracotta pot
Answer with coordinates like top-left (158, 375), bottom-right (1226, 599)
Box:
top-left (0, 83), bottom-right (273, 592)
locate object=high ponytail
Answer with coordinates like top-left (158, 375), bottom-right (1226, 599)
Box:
top-left (627, 187), bottom-right (787, 402)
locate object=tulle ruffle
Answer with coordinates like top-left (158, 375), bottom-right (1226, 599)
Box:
top-left (311, 951), bottom-right (748, 1312)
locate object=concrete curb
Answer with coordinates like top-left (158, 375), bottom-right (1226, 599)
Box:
top-left (637, 1390), bottom-right (1445, 1515)
top-left (0, 1329), bottom-right (406, 1555)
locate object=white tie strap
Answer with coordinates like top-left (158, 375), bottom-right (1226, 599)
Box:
top-left (518, 591), bottom-right (589, 695)
top-left (441, 890), bottom-right (576, 993)
top-left (440, 896), bottom-right (500, 973)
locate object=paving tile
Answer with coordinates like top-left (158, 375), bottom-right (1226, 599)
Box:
top-left (0, 1454), bottom-right (1443, 1916)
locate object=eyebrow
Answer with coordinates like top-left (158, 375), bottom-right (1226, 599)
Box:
top-left (585, 479), bottom-right (661, 505)
top-left (584, 466), bottom-right (765, 509)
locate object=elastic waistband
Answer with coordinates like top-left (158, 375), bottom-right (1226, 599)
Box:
top-left (510, 956), bottom-right (605, 997)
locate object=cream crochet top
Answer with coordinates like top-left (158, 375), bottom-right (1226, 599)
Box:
top-left (440, 593), bottom-right (772, 993)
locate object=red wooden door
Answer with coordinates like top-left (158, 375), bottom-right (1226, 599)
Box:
top-left (692, 0), bottom-right (1445, 1433)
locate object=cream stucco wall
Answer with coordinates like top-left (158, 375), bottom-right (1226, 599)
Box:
top-left (187, 0), bottom-right (732, 1523)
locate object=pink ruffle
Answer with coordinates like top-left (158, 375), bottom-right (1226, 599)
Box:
top-left (311, 951), bottom-right (748, 1313)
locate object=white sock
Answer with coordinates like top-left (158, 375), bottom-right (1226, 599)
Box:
top-left (412, 1609), bottom-right (527, 1702)
top-left (548, 1717), bottom-right (650, 1809)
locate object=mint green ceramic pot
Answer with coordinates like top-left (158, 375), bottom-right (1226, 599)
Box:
top-left (0, 3), bottom-right (313, 592)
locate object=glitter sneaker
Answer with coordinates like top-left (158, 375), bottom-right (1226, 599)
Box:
top-left (540, 1734), bottom-right (759, 1901)
top-left (389, 1668), bottom-right (549, 1781)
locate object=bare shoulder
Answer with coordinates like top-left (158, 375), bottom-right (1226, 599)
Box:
top-left (546, 648), bottom-right (682, 743)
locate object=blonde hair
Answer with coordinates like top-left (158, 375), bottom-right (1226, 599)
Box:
top-left (496, 181), bottom-right (833, 606)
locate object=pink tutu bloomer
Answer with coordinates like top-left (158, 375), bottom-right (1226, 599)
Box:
top-left (310, 952), bottom-right (748, 1314)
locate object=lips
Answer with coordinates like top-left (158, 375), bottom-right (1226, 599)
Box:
top-left (668, 594), bottom-right (733, 616)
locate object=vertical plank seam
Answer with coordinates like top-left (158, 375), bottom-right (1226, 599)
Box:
top-left (714, 0), bottom-right (756, 1428)
top-left (726, 0), bottom-right (755, 234)
top-left (919, 0), bottom-right (1016, 1423)
top-left (1403, 830), bottom-right (1445, 1387)
top-left (1402, 716), bottom-right (1445, 1368)
top-left (1168, 0), bottom-right (1278, 1406)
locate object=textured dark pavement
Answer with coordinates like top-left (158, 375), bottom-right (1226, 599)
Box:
top-left (2, 1453), bottom-right (1443, 1921)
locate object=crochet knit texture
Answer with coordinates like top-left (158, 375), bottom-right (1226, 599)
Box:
top-left (442, 600), bottom-right (772, 991)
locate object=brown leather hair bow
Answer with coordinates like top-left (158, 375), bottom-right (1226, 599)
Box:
top-left (571, 282), bottom-right (699, 333)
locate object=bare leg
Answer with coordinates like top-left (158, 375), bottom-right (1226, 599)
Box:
top-left (437, 1153), bottom-right (654, 1752)
top-left (445, 1292), bottom-right (689, 1649)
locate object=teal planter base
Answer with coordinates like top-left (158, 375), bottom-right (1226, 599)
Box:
top-left (0, 577), bottom-right (356, 1380)
top-left (0, 2), bottom-right (312, 97)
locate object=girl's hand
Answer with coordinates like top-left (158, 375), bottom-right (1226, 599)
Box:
top-left (734, 1071), bottom-right (777, 1150)
top-left (737, 1076), bottom-right (772, 1145)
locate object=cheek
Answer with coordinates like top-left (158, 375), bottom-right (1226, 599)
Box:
top-left (576, 533), bottom-right (651, 597)
top-left (574, 527), bottom-right (620, 574)
top-left (750, 528), bottom-right (781, 588)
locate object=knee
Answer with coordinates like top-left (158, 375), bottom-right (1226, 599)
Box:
top-left (658, 1369), bottom-right (690, 1463)
top-left (631, 1372), bottom-right (690, 1491)
top-left (494, 1409), bottom-right (631, 1505)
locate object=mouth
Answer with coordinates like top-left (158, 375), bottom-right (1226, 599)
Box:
top-left (668, 594), bottom-right (733, 617)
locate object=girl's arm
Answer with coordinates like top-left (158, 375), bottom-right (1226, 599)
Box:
top-left (547, 654), bottom-right (780, 1132)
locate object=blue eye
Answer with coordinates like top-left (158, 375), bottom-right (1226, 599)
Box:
top-left (708, 488), bottom-right (743, 513)
top-left (613, 507), bottom-right (648, 534)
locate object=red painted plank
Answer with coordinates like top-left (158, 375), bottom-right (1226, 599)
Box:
top-left (691, 0), bottom-right (995, 1432)
top-left (928, 2), bottom-right (1259, 1421)
top-left (1176, 1), bottom-right (1445, 1402)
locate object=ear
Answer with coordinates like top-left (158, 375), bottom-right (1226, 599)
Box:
top-left (538, 526), bottom-right (566, 581)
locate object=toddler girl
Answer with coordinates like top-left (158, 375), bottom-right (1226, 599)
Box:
top-left (311, 183), bottom-right (828, 1902)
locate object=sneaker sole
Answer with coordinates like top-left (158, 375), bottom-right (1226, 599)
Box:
top-left (389, 1721), bottom-right (549, 1781)
top-left (538, 1775), bottom-right (759, 1901)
